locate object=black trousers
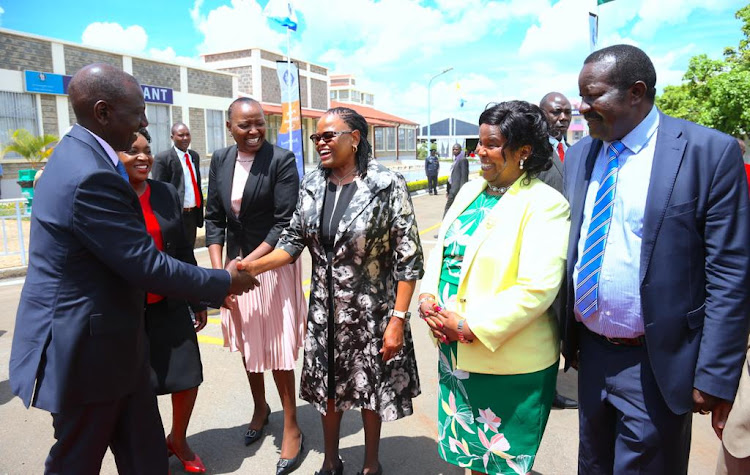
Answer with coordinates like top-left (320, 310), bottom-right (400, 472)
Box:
top-left (45, 367), bottom-right (168, 475)
top-left (427, 174), bottom-right (438, 194)
top-left (182, 207), bottom-right (200, 249)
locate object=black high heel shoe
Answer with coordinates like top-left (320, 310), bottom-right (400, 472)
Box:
top-left (243, 403), bottom-right (271, 446)
top-left (275, 432), bottom-right (305, 475)
top-left (314, 457), bottom-right (344, 475)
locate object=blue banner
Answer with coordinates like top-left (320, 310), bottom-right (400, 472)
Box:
top-left (24, 70), bottom-right (68, 95)
top-left (276, 61), bottom-right (305, 179)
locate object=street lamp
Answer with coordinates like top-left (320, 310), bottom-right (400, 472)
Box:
top-left (427, 67), bottom-right (453, 158)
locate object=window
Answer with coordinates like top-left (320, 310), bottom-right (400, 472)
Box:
top-left (398, 128), bottom-right (406, 150)
top-left (374, 127), bottom-right (385, 151)
top-left (330, 91), bottom-right (337, 100)
top-left (339, 90), bottom-right (349, 100)
top-left (145, 104), bottom-right (171, 155)
top-left (352, 91), bottom-right (361, 103)
top-left (406, 129), bottom-right (416, 150)
top-left (386, 128), bottom-right (396, 151)
top-left (206, 109), bottom-right (225, 154)
top-left (0, 92), bottom-right (39, 157)
top-left (266, 114), bottom-right (282, 145)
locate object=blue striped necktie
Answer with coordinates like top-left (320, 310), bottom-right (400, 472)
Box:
top-left (115, 161), bottom-right (129, 181)
top-left (575, 140), bottom-right (626, 319)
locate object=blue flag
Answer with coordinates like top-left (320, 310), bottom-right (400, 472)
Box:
top-left (264, 0), bottom-right (298, 31)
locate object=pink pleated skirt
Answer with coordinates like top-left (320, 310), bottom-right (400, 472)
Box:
top-left (221, 259), bottom-right (307, 372)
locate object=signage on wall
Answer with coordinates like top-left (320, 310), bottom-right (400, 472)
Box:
top-left (24, 70), bottom-right (173, 104)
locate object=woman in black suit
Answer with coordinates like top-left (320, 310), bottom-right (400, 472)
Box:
top-left (205, 98), bottom-right (307, 475)
top-left (119, 128), bottom-right (207, 474)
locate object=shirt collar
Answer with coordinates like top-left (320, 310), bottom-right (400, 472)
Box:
top-left (608, 105), bottom-right (659, 154)
top-left (174, 146), bottom-right (189, 157)
top-left (76, 124), bottom-right (120, 167)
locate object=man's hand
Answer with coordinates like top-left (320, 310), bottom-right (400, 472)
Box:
top-left (692, 388), bottom-right (720, 414)
top-left (380, 317), bottom-right (404, 362)
top-left (193, 310), bottom-right (208, 332)
top-left (693, 388), bottom-right (733, 439)
top-left (226, 258), bottom-right (260, 295)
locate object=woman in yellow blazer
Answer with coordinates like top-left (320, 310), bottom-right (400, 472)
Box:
top-left (419, 101), bottom-right (570, 475)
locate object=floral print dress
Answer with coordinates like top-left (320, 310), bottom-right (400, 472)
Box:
top-left (277, 161), bottom-right (424, 421)
top-left (437, 191), bottom-right (557, 475)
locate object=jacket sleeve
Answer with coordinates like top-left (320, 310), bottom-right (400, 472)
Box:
top-left (458, 158), bottom-right (469, 188)
top-left (389, 174), bottom-right (424, 281)
top-left (204, 149), bottom-right (227, 248)
top-left (151, 151), bottom-right (173, 184)
top-left (466, 197), bottom-right (570, 352)
top-left (694, 138), bottom-right (750, 401)
top-left (71, 170), bottom-right (229, 307)
top-left (277, 179), bottom-right (308, 260)
top-left (264, 150), bottom-right (300, 247)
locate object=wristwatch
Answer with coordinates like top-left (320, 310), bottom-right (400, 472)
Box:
top-left (390, 309), bottom-right (411, 320)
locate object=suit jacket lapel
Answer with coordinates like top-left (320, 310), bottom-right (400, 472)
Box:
top-left (218, 145), bottom-right (237, 218)
top-left (640, 114), bottom-right (686, 283)
top-left (239, 142), bottom-right (272, 217)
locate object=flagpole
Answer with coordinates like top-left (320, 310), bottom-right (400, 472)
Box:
top-left (286, 27), bottom-right (292, 147)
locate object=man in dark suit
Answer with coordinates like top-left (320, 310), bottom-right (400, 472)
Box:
top-left (444, 143), bottom-right (469, 216)
top-left (561, 45), bottom-right (750, 474)
top-left (152, 122), bottom-right (204, 249)
top-left (8, 63), bottom-right (257, 475)
top-left (537, 91), bottom-right (578, 410)
top-left (537, 91), bottom-right (571, 194)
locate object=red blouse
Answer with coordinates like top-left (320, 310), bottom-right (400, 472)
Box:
top-left (138, 184), bottom-right (165, 304)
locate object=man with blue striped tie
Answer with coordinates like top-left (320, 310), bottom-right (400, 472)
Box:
top-left (561, 45), bottom-right (750, 474)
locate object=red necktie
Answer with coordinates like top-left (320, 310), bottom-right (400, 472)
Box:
top-left (184, 153), bottom-right (201, 207)
top-left (557, 142), bottom-right (565, 162)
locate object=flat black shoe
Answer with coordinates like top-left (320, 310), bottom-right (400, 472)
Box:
top-left (276, 432), bottom-right (304, 475)
top-left (244, 403), bottom-right (271, 445)
top-left (552, 393), bottom-right (578, 409)
top-left (314, 457), bottom-right (343, 475)
top-left (356, 463), bottom-right (382, 475)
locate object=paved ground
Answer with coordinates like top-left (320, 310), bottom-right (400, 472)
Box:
top-left (0, 186), bottom-right (724, 474)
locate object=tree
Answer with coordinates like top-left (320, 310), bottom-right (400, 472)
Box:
top-left (656, 5), bottom-right (750, 136)
top-left (2, 129), bottom-right (58, 169)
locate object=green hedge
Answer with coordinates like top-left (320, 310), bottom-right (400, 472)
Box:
top-left (407, 175), bottom-right (449, 193)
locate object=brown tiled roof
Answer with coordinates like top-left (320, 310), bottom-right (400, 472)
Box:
top-left (331, 101), bottom-right (417, 126)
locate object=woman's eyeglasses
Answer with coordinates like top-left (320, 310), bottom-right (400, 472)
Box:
top-left (309, 131), bottom-right (353, 143)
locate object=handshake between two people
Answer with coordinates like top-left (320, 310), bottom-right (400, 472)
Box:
top-left (222, 249), bottom-right (294, 309)
top-left (225, 257), bottom-right (261, 297)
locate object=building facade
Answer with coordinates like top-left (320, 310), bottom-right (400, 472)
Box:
top-left (0, 28), bottom-right (239, 199)
top-left (329, 74), bottom-right (374, 106)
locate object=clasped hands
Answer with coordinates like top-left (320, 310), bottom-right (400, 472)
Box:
top-left (224, 257), bottom-right (260, 307)
top-left (418, 297), bottom-right (475, 344)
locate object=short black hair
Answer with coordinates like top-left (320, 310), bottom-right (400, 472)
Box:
top-left (585, 44), bottom-right (657, 101)
top-left (478, 101), bottom-right (553, 183)
top-left (138, 127), bottom-right (151, 143)
top-left (321, 107), bottom-right (372, 178)
top-left (227, 97), bottom-right (262, 120)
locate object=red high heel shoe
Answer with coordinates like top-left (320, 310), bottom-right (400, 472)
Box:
top-left (166, 437), bottom-right (206, 473)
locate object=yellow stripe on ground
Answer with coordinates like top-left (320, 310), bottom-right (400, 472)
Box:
top-left (419, 222), bottom-right (441, 235)
top-left (208, 317), bottom-right (221, 325)
top-left (197, 335), bottom-right (225, 345)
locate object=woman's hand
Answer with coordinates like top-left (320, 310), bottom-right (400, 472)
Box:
top-left (380, 317), bottom-right (405, 362)
top-left (193, 310), bottom-right (208, 332)
top-left (418, 295), bottom-right (447, 342)
top-left (432, 308), bottom-right (474, 344)
top-left (222, 294), bottom-right (236, 309)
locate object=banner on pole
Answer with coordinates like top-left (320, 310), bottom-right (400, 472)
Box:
top-left (589, 12), bottom-right (599, 52)
top-left (264, 0), bottom-right (298, 31)
top-left (276, 61), bottom-right (305, 179)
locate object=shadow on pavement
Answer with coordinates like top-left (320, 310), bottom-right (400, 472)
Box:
top-left (0, 329), bottom-right (6, 338)
top-left (0, 379), bottom-right (14, 406)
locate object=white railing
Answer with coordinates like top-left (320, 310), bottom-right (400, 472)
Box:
top-left (0, 198), bottom-right (30, 266)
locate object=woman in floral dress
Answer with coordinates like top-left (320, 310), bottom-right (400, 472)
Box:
top-left (240, 107), bottom-right (424, 475)
top-left (419, 101), bottom-right (570, 475)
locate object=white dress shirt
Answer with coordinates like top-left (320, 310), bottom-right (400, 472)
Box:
top-left (175, 146), bottom-right (198, 208)
top-left (573, 106), bottom-right (660, 338)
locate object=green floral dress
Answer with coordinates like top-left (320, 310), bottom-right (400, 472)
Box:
top-left (436, 191), bottom-right (557, 475)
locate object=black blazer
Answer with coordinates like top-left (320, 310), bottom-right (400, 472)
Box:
top-left (205, 141), bottom-right (300, 260)
top-left (148, 179), bottom-right (206, 313)
top-left (9, 125), bottom-right (228, 413)
top-left (447, 155), bottom-right (469, 199)
top-left (152, 148), bottom-right (204, 227)
top-left (536, 149), bottom-right (564, 194)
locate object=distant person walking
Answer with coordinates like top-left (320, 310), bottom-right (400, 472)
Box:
top-left (425, 149), bottom-right (440, 195)
top-left (444, 143), bottom-right (469, 215)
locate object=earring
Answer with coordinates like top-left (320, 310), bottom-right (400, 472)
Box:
top-left (519, 159), bottom-right (525, 170)
top-left (352, 144), bottom-right (358, 153)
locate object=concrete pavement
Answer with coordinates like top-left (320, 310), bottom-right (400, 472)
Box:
top-left (0, 187), bottom-right (724, 474)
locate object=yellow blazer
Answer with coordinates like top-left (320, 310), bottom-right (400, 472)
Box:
top-left (420, 175), bottom-right (570, 375)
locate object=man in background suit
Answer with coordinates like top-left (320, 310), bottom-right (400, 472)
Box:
top-left (562, 45), bottom-right (750, 474)
top-left (9, 63), bottom-right (257, 475)
top-left (152, 122), bottom-right (204, 249)
top-left (537, 91), bottom-right (570, 193)
top-left (444, 143), bottom-right (469, 216)
top-left (537, 91), bottom-right (578, 411)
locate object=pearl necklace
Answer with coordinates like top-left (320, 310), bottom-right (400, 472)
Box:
top-left (331, 167), bottom-right (357, 185)
top-left (486, 182), bottom-right (509, 195)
